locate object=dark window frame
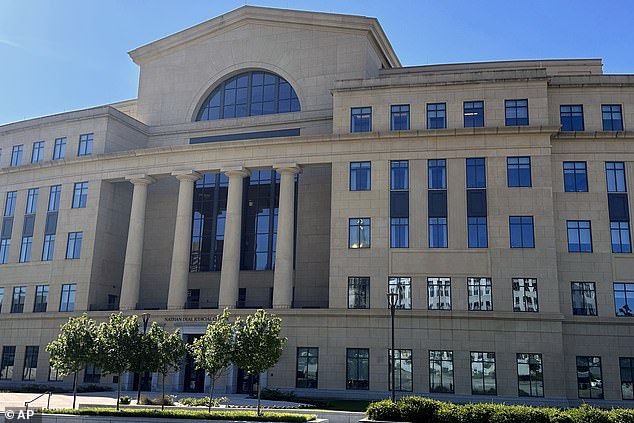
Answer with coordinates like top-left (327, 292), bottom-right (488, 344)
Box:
top-left (566, 220), bottom-right (593, 253)
top-left (348, 218), bottom-right (371, 249)
top-left (467, 277), bottom-right (493, 311)
top-left (516, 353), bottom-right (544, 397)
top-left (427, 103), bottom-right (447, 129)
top-left (346, 348), bottom-right (369, 390)
top-left (505, 99), bottom-right (529, 126)
top-left (296, 347), bottom-right (319, 389)
top-left (602, 104), bottom-right (624, 131)
top-left (509, 216), bottom-right (535, 248)
top-left (576, 356), bottom-right (603, 399)
top-left (427, 277), bottom-right (451, 310)
top-left (571, 282), bottom-right (597, 316)
top-left (429, 350), bottom-right (454, 393)
top-left (349, 161), bottom-right (371, 191)
top-left (560, 104), bottom-right (585, 131)
top-left (507, 156), bottom-right (532, 187)
top-left (390, 104), bottom-right (410, 131)
top-left (347, 277), bottom-right (370, 309)
top-left (470, 351), bottom-right (497, 395)
top-left (563, 161), bottom-right (588, 192)
top-left (388, 349), bottom-right (413, 392)
top-left (614, 282), bottom-right (634, 317)
top-left (464, 101), bottom-right (484, 128)
top-left (512, 278), bottom-right (539, 312)
top-left (351, 107), bottom-right (372, 133)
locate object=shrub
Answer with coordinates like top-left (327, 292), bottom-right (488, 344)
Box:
top-left (119, 395), bottom-right (131, 405)
top-left (179, 397), bottom-right (228, 407)
top-left (139, 394), bottom-right (176, 406)
top-left (608, 408), bottom-right (634, 423)
top-left (399, 396), bottom-right (443, 423)
top-left (260, 388), bottom-right (300, 402)
top-left (367, 400), bottom-right (401, 422)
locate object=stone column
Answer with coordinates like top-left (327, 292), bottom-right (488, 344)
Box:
top-left (218, 167), bottom-right (250, 309)
top-left (272, 164), bottom-right (301, 308)
top-left (167, 170), bottom-right (201, 309)
top-left (119, 175), bottom-right (154, 310)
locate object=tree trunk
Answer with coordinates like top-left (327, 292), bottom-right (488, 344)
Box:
top-left (72, 371), bottom-right (78, 409)
top-left (116, 373), bottom-right (121, 411)
top-left (162, 373), bottom-right (166, 411)
top-left (136, 372), bottom-right (142, 405)
top-left (208, 376), bottom-right (215, 413)
top-left (256, 372), bottom-right (262, 416)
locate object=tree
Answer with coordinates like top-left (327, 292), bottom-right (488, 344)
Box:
top-left (46, 314), bottom-right (98, 409)
top-left (129, 323), bottom-right (160, 404)
top-left (148, 323), bottom-right (187, 410)
top-left (188, 308), bottom-right (234, 412)
top-left (94, 313), bottom-right (141, 410)
top-left (232, 309), bottom-right (287, 416)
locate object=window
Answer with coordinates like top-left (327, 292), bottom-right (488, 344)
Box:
top-left (66, 232), bottom-right (82, 259)
top-left (390, 105), bottom-right (410, 130)
top-left (53, 137), bottom-right (66, 160)
top-left (513, 278), bottom-right (539, 312)
top-left (429, 217), bottom-right (448, 248)
top-left (611, 222), bottom-right (632, 253)
top-left (186, 289), bottom-right (200, 309)
top-left (42, 234), bottom-right (55, 261)
top-left (388, 277), bottom-right (412, 309)
top-left (77, 133), bottom-right (93, 156)
top-left (72, 182), bottom-right (88, 208)
top-left (11, 144), bottom-right (23, 166)
top-left (428, 159), bottom-right (446, 189)
top-left (427, 103), bottom-right (446, 129)
top-left (48, 365), bottom-right (61, 382)
top-left (563, 162), bottom-right (588, 192)
top-left (507, 157), bottom-right (531, 187)
top-left (60, 283), bottom-right (76, 312)
top-left (19, 236), bottom-right (32, 262)
top-left (350, 162), bottom-right (371, 191)
top-left (22, 346), bottom-right (38, 381)
top-left (348, 277), bottom-right (369, 309)
top-left (389, 349), bottom-right (413, 392)
top-left (614, 283), bottom-right (634, 316)
top-left (571, 282), bottom-right (597, 316)
top-left (31, 141), bottom-right (45, 163)
top-left (567, 220), bottom-right (592, 252)
top-left (346, 348), bottom-right (369, 390)
top-left (606, 162), bottom-right (627, 192)
top-left (429, 351), bottom-right (454, 393)
top-left (11, 286), bottom-right (26, 313)
top-left (560, 105), bottom-right (584, 131)
top-left (468, 277), bottom-right (493, 311)
top-left (4, 191), bottom-right (17, 217)
top-left (470, 352), bottom-right (497, 395)
top-left (296, 347), bottom-right (318, 389)
top-left (83, 364), bottom-right (101, 383)
top-left (48, 185), bottom-right (61, 212)
top-left (0, 346), bottom-right (16, 380)
top-left (196, 71), bottom-right (300, 121)
top-left (576, 356), bottom-right (603, 399)
top-left (602, 104), bottom-right (624, 131)
top-left (349, 218), bottom-right (370, 249)
top-left (505, 99), bottom-right (528, 126)
top-left (509, 216), bottom-right (534, 248)
top-left (517, 353), bottom-right (544, 397)
top-left (428, 277), bottom-right (451, 310)
top-left (26, 188), bottom-right (38, 214)
top-left (351, 107), bottom-right (372, 133)
top-left (466, 158), bottom-right (486, 188)
top-left (464, 101), bottom-right (484, 127)
top-left (33, 285), bottom-right (48, 313)
top-left (468, 217), bottom-right (488, 248)
top-left (0, 287), bottom-right (3, 313)
top-left (390, 160), bottom-right (408, 190)
top-left (620, 357), bottom-right (634, 400)
top-left (0, 240), bottom-right (9, 264)
top-left (390, 218), bottom-right (409, 248)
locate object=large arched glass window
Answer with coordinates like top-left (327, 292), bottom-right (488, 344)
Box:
top-left (196, 71), bottom-right (300, 121)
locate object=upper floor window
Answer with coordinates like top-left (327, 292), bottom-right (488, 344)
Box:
top-left (351, 107), bottom-right (372, 133)
top-left (348, 277), bottom-right (369, 309)
top-left (614, 283), bottom-right (634, 317)
top-left (390, 160), bottom-right (408, 191)
top-left (567, 220), bottom-right (592, 252)
top-left (11, 145), bottom-right (23, 167)
top-left (466, 158), bottom-right (486, 189)
top-left (196, 71), bottom-right (300, 121)
top-left (11, 286), bottom-right (26, 313)
top-left (388, 276), bottom-right (412, 309)
top-left (428, 159), bottom-right (447, 189)
top-left (510, 216), bottom-right (535, 248)
top-left (602, 104), bottom-right (623, 131)
top-left (48, 185), bottom-right (62, 212)
top-left (606, 162), bottom-right (626, 192)
top-left (513, 278), bottom-right (538, 312)
top-left (507, 157), bottom-right (532, 187)
top-left (427, 103), bottom-right (446, 129)
top-left (72, 182), bottom-right (88, 209)
top-left (560, 105), bottom-right (584, 131)
top-left (60, 283), bottom-right (76, 312)
top-left (78, 133), bottom-right (93, 156)
top-left (31, 141), bottom-right (45, 163)
top-left (563, 162), bottom-right (588, 192)
top-left (349, 218), bottom-right (370, 249)
top-left (464, 101), bottom-right (484, 128)
top-left (25, 188), bottom-right (38, 215)
top-left (66, 231), bottom-right (83, 259)
top-left (53, 137), bottom-right (66, 160)
top-left (571, 282), bottom-right (597, 316)
top-left (505, 99), bottom-right (529, 126)
top-left (4, 191), bottom-right (17, 217)
top-left (391, 105), bottom-right (410, 130)
top-left (350, 162), bottom-right (371, 191)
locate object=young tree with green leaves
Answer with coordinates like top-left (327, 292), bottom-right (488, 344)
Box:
top-left (46, 314), bottom-right (98, 409)
top-left (147, 322), bottom-right (187, 410)
top-left (188, 308), bottom-right (234, 412)
top-left (232, 309), bottom-right (287, 416)
top-left (129, 323), bottom-right (161, 404)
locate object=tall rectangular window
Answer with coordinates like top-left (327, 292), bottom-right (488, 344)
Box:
top-left (464, 101), bottom-right (484, 128)
top-left (60, 283), bottom-right (76, 312)
top-left (567, 220), bottom-right (592, 252)
top-left (78, 133), bottom-right (93, 156)
top-left (388, 276), bottom-right (411, 309)
top-left (427, 103), bottom-right (446, 129)
top-left (83, 365), bottom-right (101, 383)
top-left (25, 188), bottom-right (38, 214)
top-left (348, 277), bottom-right (369, 309)
top-left (346, 348), bottom-right (369, 390)
top-left (42, 234), bottom-right (55, 261)
top-left (53, 137), bottom-right (66, 160)
top-left (0, 239), bottom-right (9, 264)
top-left (296, 347), bottom-right (318, 389)
top-left (467, 158), bottom-right (487, 248)
top-left (428, 159), bottom-right (446, 189)
top-left (602, 104), bottom-right (624, 131)
top-left (186, 288), bottom-right (200, 309)
top-left (571, 282), bottom-right (597, 316)
top-left (390, 160), bottom-right (408, 190)
top-left (620, 357), bottom-right (634, 400)
top-left (577, 356), bottom-right (603, 399)
top-left (466, 158), bottom-right (486, 188)
top-left (606, 162), bottom-right (626, 192)
top-left (48, 185), bottom-right (62, 212)
top-left (560, 105), bottom-right (584, 131)
top-left (350, 162), bottom-right (371, 191)
top-left (513, 278), bottom-right (539, 312)
top-left (31, 141), bottom-right (45, 163)
top-left (428, 277), bottom-right (451, 310)
top-left (48, 365), bottom-right (61, 382)
top-left (0, 288), bottom-right (3, 313)
top-left (389, 349), bottom-right (413, 392)
top-left (391, 105), bottom-right (410, 130)
top-left (429, 350), bottom-right (454, 393)
top-left (611, 222), bottom-right (632, 253)
top-left (505, 99), bottom-right (528, 126)
top-left (614, 283), bottom-right (634, 317)
top-left (72, 182), bottom-right (88, 208)
top-left (429, 217), bottom-right (448, 248)
top-left (11, 286), bottom-right (26, 313)
top-left (563, 162), bottom-right (588, 192)
top-left (507, 157), bottom-right (531, 187)
top-left (391, 160), bottom-right (410, 248)
top-left (10, 145), bottom-right (23, 167)
top-left (349, 218), bottom-right (370, 249)
top-left (66, 232), bottom-right (83, 259)
top-left (509, 216), bottom-right (534, 248)
top-left (390, 218), bottom-right (409, 248)
top-left (33, 285), bottom-right (49, 313)
top-left (22, 346), bottom-right (39, 381)
top-left (468, 217), bottom-right (488, 248)
top-left (19, 236), bottom-right (32, 262)
top-left (517, 353), bottom-right (544, 397)
top-left (0, 346), bottom-right (16, 380)
top-left (351, 107), bottom-right (372, 133)
top-left (468, 277), bottom-right (493, 311)
top-left (4, 191), bottom-right (17, 217)
top-left (470, 352), bottom-right (497, 395)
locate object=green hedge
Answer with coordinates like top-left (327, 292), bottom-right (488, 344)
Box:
top-left (44, 408), bottom-right (316, 422)
top-left (365, 397), bottom-right (634, 423)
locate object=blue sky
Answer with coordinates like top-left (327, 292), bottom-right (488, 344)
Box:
top-left (1, 0), bottom-right (633, 125)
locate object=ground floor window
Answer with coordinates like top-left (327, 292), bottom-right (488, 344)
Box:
top-left (0, 346), bottom-right (16, 380)
top-left (429, 350), bottom-right (454, 393)
top-left (576, 356), bottom-right (603, 399)
top-left (48, 365), bottom-right (61, 382)
top-left (470, 352), bottom-right (497, 395)
top-left (22, 346), bottom-right (38, 381)
top-left (346, 348), bottom-right (369, 390)
top-left (83, 364), bottom-right (101, 384)
top-left (620, 357), bottom-right (634, 400)
top-left (388, 349), bottom-right (412, 392)
top-left (296, 347), bottom-right (318, 389)
top-left (517, 353), bottom-right (543, 397)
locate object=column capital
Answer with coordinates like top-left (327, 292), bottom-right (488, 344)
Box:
top-left (125, 174), bottom-right (155, 186)
top-left (273, 163), bottom-right (302, 175)
top-left (222, 166), bottom-right (251, 178)
top-left (172, 170), bottom-right (202, 182)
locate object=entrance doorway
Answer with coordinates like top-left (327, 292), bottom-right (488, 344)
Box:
top-left (236, 369), bottom-right (259, 395)
top-left (132, 372), bottom-right (151, 391)
top-left (183, 334), bottom-right (205, 392)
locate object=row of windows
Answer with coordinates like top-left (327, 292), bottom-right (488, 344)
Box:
top-left (3, 183), bottom-right (88, 215)
top-left (350, 102), bottom-right (624, 133)
top-left (0, 284), bottom-right (76, 314)
top-left (296, 348), bottom-right (633, 400)
top-left (1, 134), bottom-right (93, 167)
top-left (1, 230), bottom-right (83, 264)
top-left (0, 346), bottom-right (98, 382)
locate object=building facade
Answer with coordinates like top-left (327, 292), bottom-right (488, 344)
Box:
top-left (1, 6), bottom-right (634, 406)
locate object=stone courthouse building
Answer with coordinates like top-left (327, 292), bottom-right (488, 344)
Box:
top-left (1, 6), bottom-right (634, 406)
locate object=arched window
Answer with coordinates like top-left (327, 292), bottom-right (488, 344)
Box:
top-left (196, 71), bottom-right (300, 121)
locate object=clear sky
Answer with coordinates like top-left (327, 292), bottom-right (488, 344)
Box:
top-left (1, 0), bottom-right (633, 125)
